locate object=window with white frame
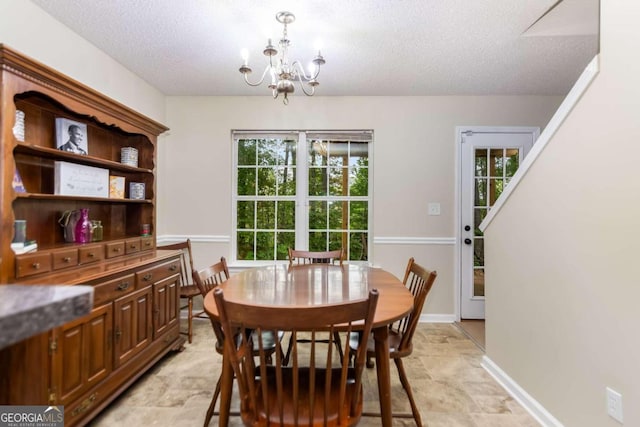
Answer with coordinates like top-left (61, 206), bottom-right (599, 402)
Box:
top-left (233, 131), bottom-right (372, 263)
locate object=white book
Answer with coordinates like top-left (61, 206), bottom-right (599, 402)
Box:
top-left (11, 242), bottom-right (38, 255)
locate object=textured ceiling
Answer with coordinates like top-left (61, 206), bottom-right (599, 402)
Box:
top-left (31, 0), bottom-right (599, 97)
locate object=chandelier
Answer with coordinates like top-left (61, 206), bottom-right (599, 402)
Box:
top-left (239, 11), bottom-right (326, 105)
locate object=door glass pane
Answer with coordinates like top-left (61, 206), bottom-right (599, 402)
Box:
top-left (505, 149), bottom-right (519, 177)
top-left (349, 158), bottom-right (368, 196)
top-left (329, 167), bottom-right (346, 196)
top-left (474, 268), bottom-right (485, 297)
top-left (490, 148), bottom-right (504, 176)
top-left (475, 149), bottom-right (488, 177)
top-left (474, 178), bottom-right (487, 206)
top-left (474, 208), bottom-right (487, 236)
top-left (489, 178), bottom-right (504, 206)
top-left (474, 238), bottom-right (484, 296)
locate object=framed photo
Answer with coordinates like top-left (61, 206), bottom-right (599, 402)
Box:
top-left (56, 118), bottom-right (88, 155)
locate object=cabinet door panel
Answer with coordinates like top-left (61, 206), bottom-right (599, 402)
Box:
top-left (114, 286), bottom-right (152, 367)
top-left (153, 274), bottom-right (180, 339)
top-left (51, 304), bottom-right (112, 405)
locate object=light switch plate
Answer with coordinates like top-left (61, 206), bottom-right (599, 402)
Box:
top-left (428, 202), bottom-right (441, 216)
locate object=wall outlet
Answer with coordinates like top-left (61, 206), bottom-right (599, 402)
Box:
top-left (606, 387), bottom-right (624, 423)
top-left (428, 202), bottom-right (441, 216)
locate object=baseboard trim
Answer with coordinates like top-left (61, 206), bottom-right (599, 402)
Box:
top-left (419, 314), bottom-right (456, 323)
top-left (481, 355), bottom-right (563, 427)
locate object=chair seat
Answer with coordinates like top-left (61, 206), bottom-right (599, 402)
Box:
top-left (179, 284), bottom-right (201, 298)
top-left (349, 330), bottom-right (413, 359)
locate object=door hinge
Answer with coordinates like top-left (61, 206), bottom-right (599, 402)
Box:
top-left (49, 337), bottom-right (58, 354)
top-left (48, 388), bottom-right (56, 404)
top-left (114, 327), bottom-right (122, 342)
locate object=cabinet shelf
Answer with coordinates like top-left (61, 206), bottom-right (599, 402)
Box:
top-left (14, 193), bottom-right (153, 204)
top-left (14, 143), bottom-right (153, 174)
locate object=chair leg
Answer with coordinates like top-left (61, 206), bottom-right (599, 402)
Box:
top-left (333, 331), bottom-right (344, 361)
top-left (394, 358), bottom-right (422, 427)
top-left (283, 333), bottom-right (294, 366)
top-left (187, 297), bottom-right (194, 344)
top-left (204, 374), bottom-right (222, 427)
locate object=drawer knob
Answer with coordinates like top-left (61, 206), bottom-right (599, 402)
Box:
top-left (88, 252), bottom-right (95, 258)
top-left (113, 247), bottom-right (121, 252)
top-left (63, 257), bottom-right (71, 263)
top-left (143, 273), bottom-right (153, 281)
top-left (32, 262), bottom-right (40, 270)
top-left (117, 282), bottom-right (130, 291)
top-left (169, 265), bottom-right (178, 272)
top-left (130, 245), bottom-right (137, 249)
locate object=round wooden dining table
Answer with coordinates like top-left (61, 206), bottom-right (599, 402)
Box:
top-left (203, 263), bottom-right (414, 427)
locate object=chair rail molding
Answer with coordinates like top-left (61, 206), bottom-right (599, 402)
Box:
top-left (374, 236), bottom-right (456, 245)
top-left (157, 235), bottom-right (230, 245)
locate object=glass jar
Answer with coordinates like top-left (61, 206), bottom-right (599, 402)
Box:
top-left (91, 220), bottom-right (103, 242)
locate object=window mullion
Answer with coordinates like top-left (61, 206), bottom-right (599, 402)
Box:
top-left (296, 131), bottom-right (308, 250)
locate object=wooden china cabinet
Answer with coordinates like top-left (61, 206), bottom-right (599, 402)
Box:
top-left (0, 45), bottom-right (185, 426)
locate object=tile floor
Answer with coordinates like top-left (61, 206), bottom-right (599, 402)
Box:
top-left (90, 320), bottom-right (540, 426)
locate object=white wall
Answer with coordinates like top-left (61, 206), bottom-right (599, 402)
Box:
top-left (484, 1), bottom-right (640, 425)
top-left (161, 95), bottom-right (562, 316)
top-left (1, 0), bottom-right (166, 123)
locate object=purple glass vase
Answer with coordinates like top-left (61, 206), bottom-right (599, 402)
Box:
top-left (74, 208), bottom-right (91, 243)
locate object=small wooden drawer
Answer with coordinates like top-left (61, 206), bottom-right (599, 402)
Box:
top-left (16, 252), bottom-right (52, 278)
top-left (93, 273), bottom-right (136, 306)
top-left (125, 238), bottom-right (141, 254)
top-left (105, 241), bottom-right (125, 259)
top-left (136, 258), bottom-right (181, 286)
top-left (52, 248), bottom-right (79, 270)
top-left (140, 236), bottom-right (155, 251)
top-left (78, 244), bottom-right (104, 264)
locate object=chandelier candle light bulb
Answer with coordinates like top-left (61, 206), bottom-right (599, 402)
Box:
top-left (239, 11), bottom-right (325, 105)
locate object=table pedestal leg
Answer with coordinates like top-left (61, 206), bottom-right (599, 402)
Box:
top-left (374, 325), bottom-right (392, 427)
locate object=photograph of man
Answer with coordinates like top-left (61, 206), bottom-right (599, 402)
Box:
top-left (56, 118), bottom-right (88, 155)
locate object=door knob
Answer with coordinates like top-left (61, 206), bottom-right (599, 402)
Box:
top-left (464, 238), bottom-right (472, 245)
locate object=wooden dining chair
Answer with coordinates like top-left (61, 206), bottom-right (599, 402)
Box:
top-left (214, 287), bottom-right (379, 427)
top-left (195, 257), bottom-right (281, 427)
top-left (157, 239), bottom-right (199, 343)
top-left (284, 247), bottom-right (345, 365)
top-left (288, 247), bottom-right (344, 266)
top-left (350, 257), bottom-right (437, 426)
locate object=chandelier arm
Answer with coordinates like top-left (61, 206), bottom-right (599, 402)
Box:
top-left (242, 65), bottom-right (272, 87)
top-left (291, 60), bottom-right (321, 81)
top-left (294, 74), bottom-right (317, 97)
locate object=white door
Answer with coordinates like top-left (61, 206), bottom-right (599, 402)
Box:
top-left (459, 127), bottom-right (538, 319)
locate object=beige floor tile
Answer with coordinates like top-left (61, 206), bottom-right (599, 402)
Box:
top-left (89, 320), bottom-right (540, 427)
